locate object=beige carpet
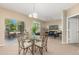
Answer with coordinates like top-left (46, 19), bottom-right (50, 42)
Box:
top-left (0, 37), bottom-right (79, 55)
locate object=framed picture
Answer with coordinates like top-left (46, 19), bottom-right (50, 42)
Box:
top-left (49, 25), bottom-right (59, 30)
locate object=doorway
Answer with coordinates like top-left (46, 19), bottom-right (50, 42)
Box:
top-left (67, 16), bottom-right (79, 43)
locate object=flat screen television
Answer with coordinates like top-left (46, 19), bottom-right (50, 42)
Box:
top-left (49, 25), bottom-right (58, 30)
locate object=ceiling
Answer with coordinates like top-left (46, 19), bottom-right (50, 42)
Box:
top-left (0, 3), bottom-right (76, 21)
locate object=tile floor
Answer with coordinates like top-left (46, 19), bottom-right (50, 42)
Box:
top-left (0, 37), bottom-right (79, 55)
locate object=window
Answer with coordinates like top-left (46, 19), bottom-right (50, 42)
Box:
top-left (32, 21), bottom-right (40, 34)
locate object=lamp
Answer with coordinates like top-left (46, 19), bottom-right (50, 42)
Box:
top-left (28, 4), bottom-right (38, 18)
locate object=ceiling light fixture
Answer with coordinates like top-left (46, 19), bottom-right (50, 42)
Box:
top-left (28, 3), bottom-right (38, 18)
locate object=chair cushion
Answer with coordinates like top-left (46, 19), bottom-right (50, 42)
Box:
top-left (24, 42), bottom-right (32, 48)
top-left (35, 42), bottom-right (42, 47)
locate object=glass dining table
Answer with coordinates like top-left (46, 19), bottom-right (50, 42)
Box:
top-left (30, 36), bottom-right (40, 55)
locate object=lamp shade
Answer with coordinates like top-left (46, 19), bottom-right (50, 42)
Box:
top-left (28, 13), bottom-right (38, 18)
top-left (33, 12), bottom-right (38, 18)
top-left (28, 14), bottom-right (32, 18)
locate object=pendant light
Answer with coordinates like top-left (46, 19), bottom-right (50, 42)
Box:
top-left (28, 3), bottom-right (38, 18)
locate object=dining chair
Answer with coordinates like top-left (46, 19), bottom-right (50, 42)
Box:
top-left (16, 33), bottom-right (32, 55)
top-left (35, 34), bottom-right (48, 55)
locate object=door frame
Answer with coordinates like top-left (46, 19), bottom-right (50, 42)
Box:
top-left (67, 14), bottom-right (79, 43)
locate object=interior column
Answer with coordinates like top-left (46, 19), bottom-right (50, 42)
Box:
top-left (0, 16), bottom-right (5, 46)
top-left (62, 10), bottom-right (67, 44)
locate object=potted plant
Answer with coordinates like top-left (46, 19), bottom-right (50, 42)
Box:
top-left (32, 23), bottom-right (38, 39)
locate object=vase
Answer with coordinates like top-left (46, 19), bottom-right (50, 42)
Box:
top-left (32, 33), bottom-right (36, 40)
